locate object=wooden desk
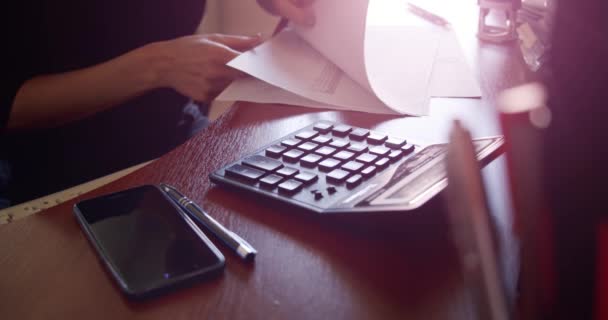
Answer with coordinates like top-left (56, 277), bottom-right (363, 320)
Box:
top-left (0, 28), bottom-right (532, 320)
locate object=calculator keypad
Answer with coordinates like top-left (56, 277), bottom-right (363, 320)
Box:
top-left (260, 174), bottom-right (284, 188)
top-left (214, 121), bottom-right (419, 210)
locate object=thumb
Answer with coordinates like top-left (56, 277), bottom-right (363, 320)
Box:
top-left (207, 33), bottom-right (263, 51)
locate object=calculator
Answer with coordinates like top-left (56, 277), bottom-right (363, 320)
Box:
top-left (210, 122), bottom-right (504, 214)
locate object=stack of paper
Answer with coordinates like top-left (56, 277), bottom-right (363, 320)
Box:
top-left (218, 0), bottom-right (481, 116)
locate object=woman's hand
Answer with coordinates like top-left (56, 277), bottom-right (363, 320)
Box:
top-left (149, 33), bottom-right (262, 102)
top-left (8, 33), bottom-right (261, 130)
top-left (258, 0), bottom-right (316, 27)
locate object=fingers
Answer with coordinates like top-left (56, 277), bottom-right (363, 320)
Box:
top-left (214, 65), bottom-right (248, 80)
top-left (207, 33), bottom-right (263, 51)
top-left (181, 70), bottom-right (242, 103)
top-left (161, 34), bottom-right (255, 102)
top-left (274, 0), bottom-right (316, 27)
top-left (194, 35), bottom-right (254, 78)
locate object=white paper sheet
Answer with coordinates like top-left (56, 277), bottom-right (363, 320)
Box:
top-left (294, 0), bottom-right (372, 91)
top-left (366, 0), bottom-right (481, 100)
top-left (218, 76), bottom-right (400, 115)
top-left (428, 29), bottom-right (482, 98)
top-left (364, 25), bottom-right (438, 116)
top-left (224, 28), bottom-right (394, 113)
top-left (218, 0), bottom-right (482, 116)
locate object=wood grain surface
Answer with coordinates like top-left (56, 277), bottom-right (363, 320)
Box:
top-left (0, 21), bottom-right (533, 320)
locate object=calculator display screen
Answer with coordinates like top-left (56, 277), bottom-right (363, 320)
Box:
top-left (348, 138), bottom-right (502, 211)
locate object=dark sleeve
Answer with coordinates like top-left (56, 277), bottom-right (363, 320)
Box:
top-left (2, 3), bottom-right (44, 131)
top-left (1, 69), bottom-right (20, 131)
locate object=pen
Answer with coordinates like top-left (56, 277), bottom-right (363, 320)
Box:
top-left (445, 121), bottom-right (509, 320)
top-left (407, 2), bottom-right (450, 27)
top-left (160, 183), bottom-right (258, 262)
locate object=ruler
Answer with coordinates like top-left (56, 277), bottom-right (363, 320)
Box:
top-left (0, 161), bottom-right (152, 224)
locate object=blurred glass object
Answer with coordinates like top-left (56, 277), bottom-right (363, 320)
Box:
top-left (478, 0), bottom-right (522, 43)
top-left (478, 0), bottom-right (556, 72)
top-left (515, 0), bottom-right (556, 72)
top-left (497, 82), bottom-right (554, 320)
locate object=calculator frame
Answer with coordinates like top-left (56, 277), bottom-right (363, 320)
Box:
top-left (209, 123), bottom-right (504, 214)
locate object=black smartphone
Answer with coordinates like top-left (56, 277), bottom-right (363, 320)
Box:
top-left (73, 184), bottom-right (225, 300)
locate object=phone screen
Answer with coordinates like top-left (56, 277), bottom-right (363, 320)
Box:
top-left (75, 185), bottom-right (224, 298)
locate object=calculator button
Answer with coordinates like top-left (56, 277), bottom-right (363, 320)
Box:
top-left (332, 125), bottom-right (352, 136)
top-left (281, 138), bottom-right (302, 147)
top-left (313, 122), bottom-right (334, 134)
top-left (283, 149), bottom-right (305, 162)
top-left (333, 150), bottom-right (355, 162)
top-left (329, 139), bottom-right (350, 149)
top-left (300, 154), bottom-right (323, 168)
top-left (346, 174), bottom-right (363, 188)
top-left (225, 164), bottom-right (265, 183)
top-left (312, 135), bottom-right (332, 145)
top-left (242, 155), bottom-right (284, 172)
top-left (367, 132), bottom-right (388, 145)
top-left (315, 146), bottom-right (337, 157)
top-left (375, 157), bottom-right (390, 170)
top-left (260, 174), bottom-right (284, 188)
top-left (401, 144), bottom-right (415, 155)
top-left (356, 153), bottom-right (378, 164)
top-left (319, 158), bottom-right (342, 172)
top-left (276, 166), bottom-right (299, 178)
top-left (349, 128), bottom-right (369, 141)
top-left (386, 137), bottom-right (407, 149)
top-left (297, 142), bottom-right (319, 152)
top-left (361, 166), bottom-right (377, 178)
top-left (327, 169), bottom-right (351, 184)
top-left (388, 150), bottom-right (404, 162)
top-left (347, 143), bottom-right (368, 154)
top-left (296, 130), bottom-right (319, 141)
top-left (295, 172), bottom-right (319, 185)
top-left (369, 146), bottom-right (391, 157)
top-left (326, 186), bottom-right (337, 195)
top-left (266, 145), bottom-right (287, 158)
top-left (342, 161), bottom-right (364, 173)
top-left (278, 179), bottom-right (304, 194)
